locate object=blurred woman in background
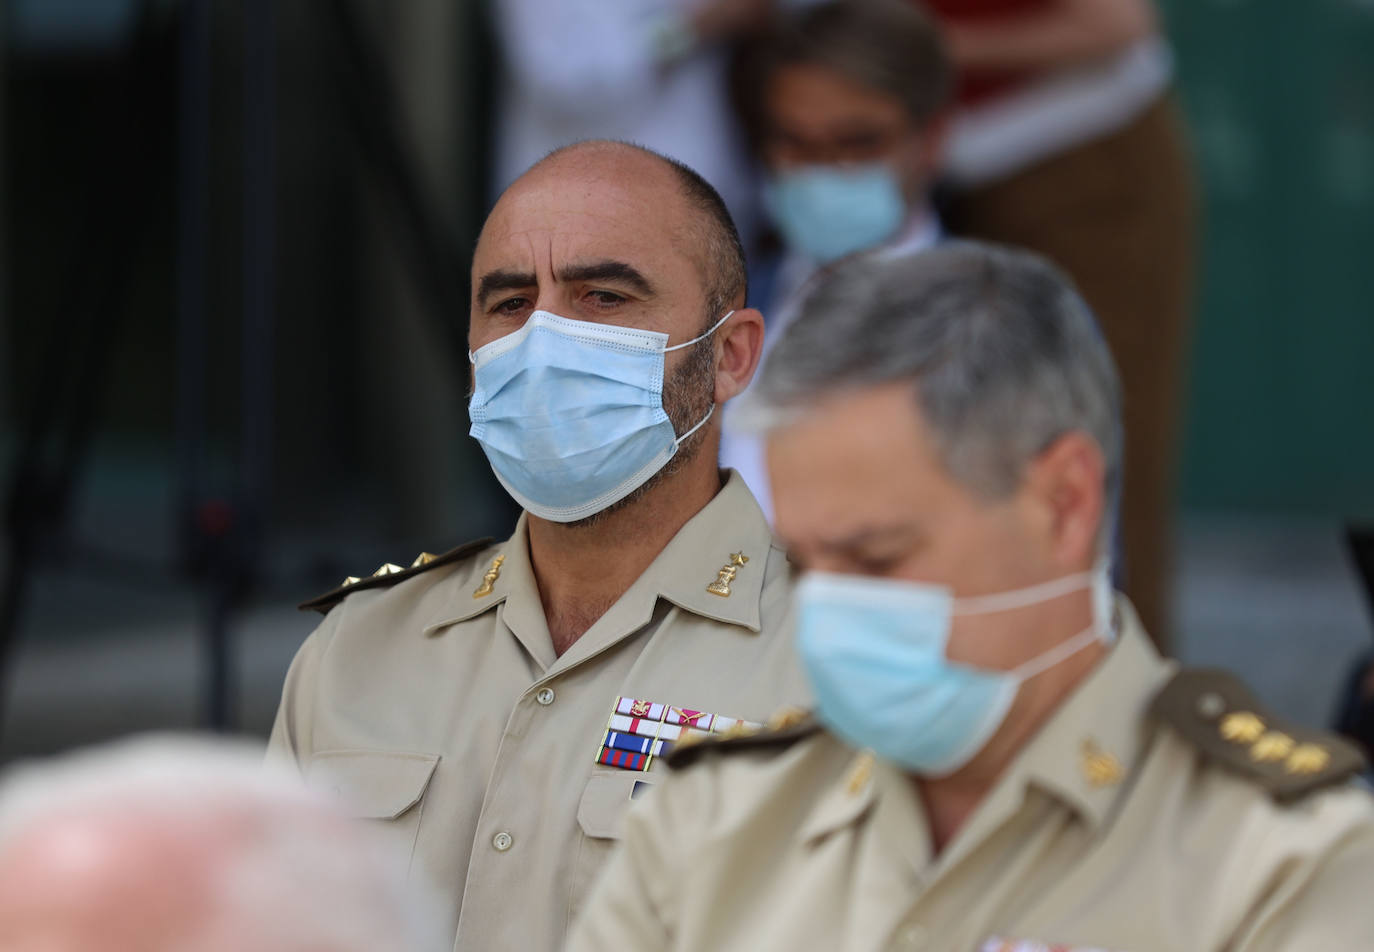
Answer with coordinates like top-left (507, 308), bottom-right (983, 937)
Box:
top-left (722, 0), bottom-right (953, 519)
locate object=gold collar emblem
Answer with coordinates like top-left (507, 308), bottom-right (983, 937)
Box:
top-left (473, 555), bottom-right (505, 598)
top-left (706, 552), bottom-right (749, 597)
top-left (1081, 738), bottom-right (1123, 787)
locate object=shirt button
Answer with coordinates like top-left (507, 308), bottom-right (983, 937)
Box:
top-left (535, 687), bottom-right (555, 706)
top-left (492, 831), bottom-right (513, 852)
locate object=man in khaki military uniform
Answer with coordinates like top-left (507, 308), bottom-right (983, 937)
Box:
top-left (268, 141), bottom-right (809, 950)
top-left (568, 243), bottom-right (1374, 952)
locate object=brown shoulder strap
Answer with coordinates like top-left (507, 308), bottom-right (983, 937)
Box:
top-left (298, 537), bottom-right (494, 614)
top-left (667, 710), bottom-right (822, 770)
top-left (1149, 668), bottom-right (1367, 802)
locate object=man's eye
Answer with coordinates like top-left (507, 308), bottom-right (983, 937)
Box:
top-left (856, 554), bottom-right (903, 577)
top-left (587, 290), bottom-right (626, 306)
top-left (494, 296), bottom-right (530, 314)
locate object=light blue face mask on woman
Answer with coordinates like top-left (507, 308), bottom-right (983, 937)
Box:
top-left (763, 163), bottom-right (906, 263)
top-left (468, 309), bottom-right (733, 522)
top-left (795, 565), bottom-right (1114, 776)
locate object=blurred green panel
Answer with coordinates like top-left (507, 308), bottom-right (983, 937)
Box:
top-left (1161, 0), bottom-right (1374, 516)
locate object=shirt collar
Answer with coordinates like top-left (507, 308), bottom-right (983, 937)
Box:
top-left (421, 471), bottom-right (777, 640)
top-left (1008, 596), bottom-right (1175, 831)
top-left (421, 516), bottom-right (528, 626)
top-left (634, 470), bottom-right (775, 633)
top-left (802, 597), bottom-right (1172, 849)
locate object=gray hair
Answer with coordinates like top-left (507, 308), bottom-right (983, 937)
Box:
top-left (0, 734), bottom-right (446, 952)
top-left (745, 241), bottom-right (1123, 550)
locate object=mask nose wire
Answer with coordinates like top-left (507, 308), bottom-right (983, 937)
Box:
top-left (468, 309), bottom-right (736, 362)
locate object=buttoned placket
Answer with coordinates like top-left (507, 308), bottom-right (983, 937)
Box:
top-left (448, 475), bottom-right (779, 950)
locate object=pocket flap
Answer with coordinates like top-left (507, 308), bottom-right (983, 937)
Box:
top-left (577, 772), bottom-right (650, 839)
top-left (306, 749), bottom-right (440, 819)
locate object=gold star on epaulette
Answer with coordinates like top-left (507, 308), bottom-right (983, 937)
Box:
top-left (1220, 711), bottom-right (1266, 744)
top-left (767, 706), bottom-right (809, 731)
top-left (299, 538), bottom-right (495, 614)
top-left (1148, 668), bottom-right (1367, 802)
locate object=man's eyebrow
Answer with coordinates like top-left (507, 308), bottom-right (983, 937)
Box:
top-left (476, 269), bottom-right (537, 309)
top-left (557, 260), bottom-right (657, 298)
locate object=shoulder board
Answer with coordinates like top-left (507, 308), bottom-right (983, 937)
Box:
top-left (1148, 667), bottom-right (1368, 803)
top-left (298, 537), bottom-right (494, 614)
top-left (666, 709), bottom-right (822, 771)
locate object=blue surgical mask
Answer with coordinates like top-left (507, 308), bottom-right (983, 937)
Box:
top-left (468, 309), bottom-right (732, 523)
top-left (795, 565), bottom-right (1114, 776)
top-left (763, 164), bottom-right (906, 263)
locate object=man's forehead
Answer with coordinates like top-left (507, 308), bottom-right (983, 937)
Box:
top-left (475, 158), bottom-right (693, 273)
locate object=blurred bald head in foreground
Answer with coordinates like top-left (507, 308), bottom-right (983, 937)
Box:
top-left (0, 736), bottom-right (444, 952)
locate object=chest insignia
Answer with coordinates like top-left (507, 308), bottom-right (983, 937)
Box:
top-left (596, 695), bottom-right (763, 773)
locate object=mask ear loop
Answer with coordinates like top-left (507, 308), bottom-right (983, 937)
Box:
top-left (951, 570), bottom-right (1096, 617)
top-left (663, 310), bottom-right (735, 352)
top-left (659, 311), bottom-right (736, 442)
top-left (673, 403), bottom-right (716, 446)
top-left (1009, 624), bottom-right (1100, 684)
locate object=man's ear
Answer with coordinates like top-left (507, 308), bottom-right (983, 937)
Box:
top-left (714, 307), bottom-right (765, 404)
top-left (1021, 431), bottom-right (1106, 570)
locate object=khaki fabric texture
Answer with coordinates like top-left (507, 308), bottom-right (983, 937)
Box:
top-left (268, 472), bottom-right (809, 951)
top-left (568, 602), bottom-right (1374, 952)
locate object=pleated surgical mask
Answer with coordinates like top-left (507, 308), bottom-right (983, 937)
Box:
top-left (468, 309), bottom-right (732, 522)
top-left (795, 564), bottom-right (1114, 776)
top-left (763, 163), bottom-right (906, 263)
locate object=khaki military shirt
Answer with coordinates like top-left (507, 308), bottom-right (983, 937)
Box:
top-left (568, 602), bottom-right (1374, 952)
top-left (268, 472), bottom-right (808, 951)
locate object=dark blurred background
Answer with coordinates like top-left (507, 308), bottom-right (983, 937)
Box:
top-left (0, 0), bottom-right (1371, 762)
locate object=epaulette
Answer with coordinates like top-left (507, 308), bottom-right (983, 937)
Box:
top-left (1149, 668), bottom-right (1367, 803)
top-left (298, 538), bottom-right (494, 614)
top-left (667, 707), bottom-right (821, 770)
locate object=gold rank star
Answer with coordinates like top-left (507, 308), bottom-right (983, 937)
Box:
top-left (1250, 731), bottom-right (1296, 763)
top-left (767, 706), bottom-right (808, 731)
top-left (1219, 711), bottom-right (1266, 745)
top-left (1284, 743), bottom-right (1331, 776)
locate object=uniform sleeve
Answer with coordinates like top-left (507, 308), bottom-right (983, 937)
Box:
top-left (265, 613), bottom-right (339, 772)
top-left (491, 0), bottom-right (667, 117)
top-left (1233, 820), bottom-right (1374, 950)
top-left (565, 776), bottom-right (695, 951)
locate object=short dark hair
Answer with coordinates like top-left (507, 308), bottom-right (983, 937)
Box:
top-left (537, 141), bottom-right (747, 325)
top-left (656, 149), bottom-right (749, 324)
top-left (734, 0), bottom-right (952, 144)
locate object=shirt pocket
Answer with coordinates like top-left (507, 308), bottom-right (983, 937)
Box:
top-left (576, 771), bottom-right (647, 838)
top-left (568, 771), bottom-right (652, 928)
top-left (306, 748), bottom-right (440, 871)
